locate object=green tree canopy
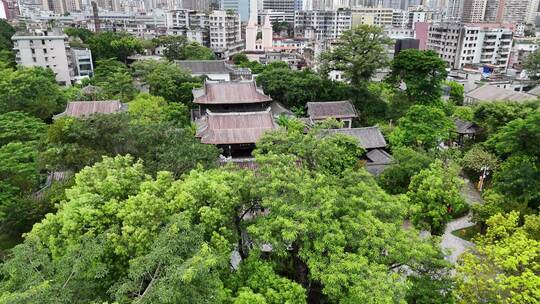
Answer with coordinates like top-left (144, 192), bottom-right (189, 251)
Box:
top-left (131, 60), bottom-right (202, 104)
top-left (389, 49), bottom-right (448, 106)
top-left (87, 32), bottom-right (143, 63)
top-left (378, 147), bottom-right (433, 194)
top-left (320, 25), bottom-right (393, 86)
top-left (389, 105), bottom-right (454, 149)
top-left (407, 160), bottom-right (467, 235)
top-left (41, 112), bottom-right (218, 176)
top-left (486, 110), bottom-right (540, 159)
top-left (0, 66), bottom-right (66, 120)
top-left (0, 111), bottom-right (47, 146)
top-left (0, 20), bottom-right (15, 67)
top-left (92, 58), bottom-right (137, 102)
top-left (154, 36), bottom-right (215, 61)
top-left (455, 211), bottom-right (540, 303)
top-left (473, 100), bottom-right (540, 135)
top-left (256, 67), bottom-right (350, 110)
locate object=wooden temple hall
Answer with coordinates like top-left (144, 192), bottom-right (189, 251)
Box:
top-left (193, 80), bottom-right (278, 157)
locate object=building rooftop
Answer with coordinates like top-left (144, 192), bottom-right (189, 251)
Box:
top-left (53, 100), bottom-right (127, 119)
top-left (176, 60), bottom-right (234, 74)
top-left (324, 127), bottom-right (387, 150)
top-left (527, 85), bottom-right (540, 96)
top-left (193, 81), bottom-right (272, 105)
top-left (307, 101), bottom-right (358, 120)
top-left (454, 118), bottom-right (483, 135)
top-left (195, 109), bottom-right (277, 145)
top-left (466, 85), bottom-right (537, 102)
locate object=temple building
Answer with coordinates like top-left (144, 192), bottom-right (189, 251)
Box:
top-left (192, 80), bottom-right (273, 118)
top-left (195, 108), bottom-right (278, 157)
top-left (53, 100), bottom-right (127, 120)
top-left (307, 100), bottom-right (358, 128)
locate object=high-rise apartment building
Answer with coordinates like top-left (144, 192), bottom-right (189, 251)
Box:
top-left (180, 0), bottom-right (211, 10)
top-left (461, 0), bottom-right (486, 22)
top-left (209, 10), bottom-right (243, 58)
top-left (351, 7), bottom-right (393, 27)
top-left (428, 22), bottom-right (513, 70)
top-left (262, 0), bottom-right (295, 12)
top-left (12, 29), bottom-right (74, 86)
top-left (484, 0), bottom-right (528, 24)
top-left (445, 0), bottom-right (462, 20)
top-left (42, 0), bottom-right (81, 13)
top-left (526, 0), bottom-right (540, 24)
top-left (294, 10), bottom-right (351, 41)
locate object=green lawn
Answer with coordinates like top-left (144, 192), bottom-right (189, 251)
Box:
top-left (451, 224), bottom-right (482, 242)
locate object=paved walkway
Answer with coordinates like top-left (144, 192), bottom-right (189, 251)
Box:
top-left (440, 178), bottom-right (483, 264)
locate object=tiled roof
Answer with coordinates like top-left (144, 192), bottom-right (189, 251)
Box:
top-left (466, 85), bottom-right (536, 102)
top-left (196, 109), bottom-right (277, 144)
top-left (324, 127), bottom-right (387, 150)
top-left (454, 118), bottom-right (482, 134)
top-left (307, 100), bottom-right (358, 120)
top-left (193, 81), bottom-right (273, 105)
top-left (176, 60), bottom-right (233, 74)
top-left (53, 100), bottom-right (127, 119)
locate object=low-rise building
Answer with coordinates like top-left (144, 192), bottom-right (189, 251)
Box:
top-left (192, 80), bottom-right (273, 116)
top-left (71, 47), bottom-right (93, 79)
top-left (325, 126), bottom-right (392, 175)
top-left (195, 108), bottom-right (278, 157)
top-left (53, 100), bottom-right (127, 119)
top-left (307, 100), bottom-right (358, 128)
top-left (464, 84), bottom-right (537, 104)
top-left (177, 60), bottom-right (239, 81)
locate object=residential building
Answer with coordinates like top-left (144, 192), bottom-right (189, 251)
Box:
top-left (427, 22), bottom-right (514, 71)
top-left (392, 10), bottom-right (409, 28)
top-left (12, 29), bottom-right (74, 86)
top-left (294, 10), bottom-right (352, 42)
top-left (303, 0), bottom-right (351, 10)
top-left (220, 0), bottom-right (250, 21)
top-left (262, 0), bottom-right (296, 11)
top-left (209, 10), bottom-right (243, 59)
top-left (464, 84), bottom-right (536, 103)
top-left (526, 0), bottom-right (540, 24)
top-left (258, 9), bottom-right (295, 24)
top-left (180, 0), bottom-right (211, 10)
top-left (42, 0), bottom-right (81, 14)
top-left (484, 0), bottom-right (528, 25)
top-left (71, 48), bottom-right (93, 78)
top-left (445, 0), bottom-right (462, 20)
top-left (510, 37), bottom-right (539, 67)
top-left (351, 7), bottom-right (393, 28)
top-left (461, 0), bottom-right (486, 23)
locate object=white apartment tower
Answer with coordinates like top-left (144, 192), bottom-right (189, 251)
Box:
top-left (12, 29), bottom-right (73, 86)
top-left (209, 10), bottom-right (243, 58)
top-left (461, 0), bottom-right (486, 22)
top-left (428, 22), bottom-right (513, 70)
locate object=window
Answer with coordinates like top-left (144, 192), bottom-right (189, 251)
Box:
top-left (32, 57), bottom-right (36, 62)
top-left (43, 48), bottom-right (47, 54)
top-left (41, 40), bottom-right (45, 45)
top-left (31, 48), bottom-right (35, 54)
